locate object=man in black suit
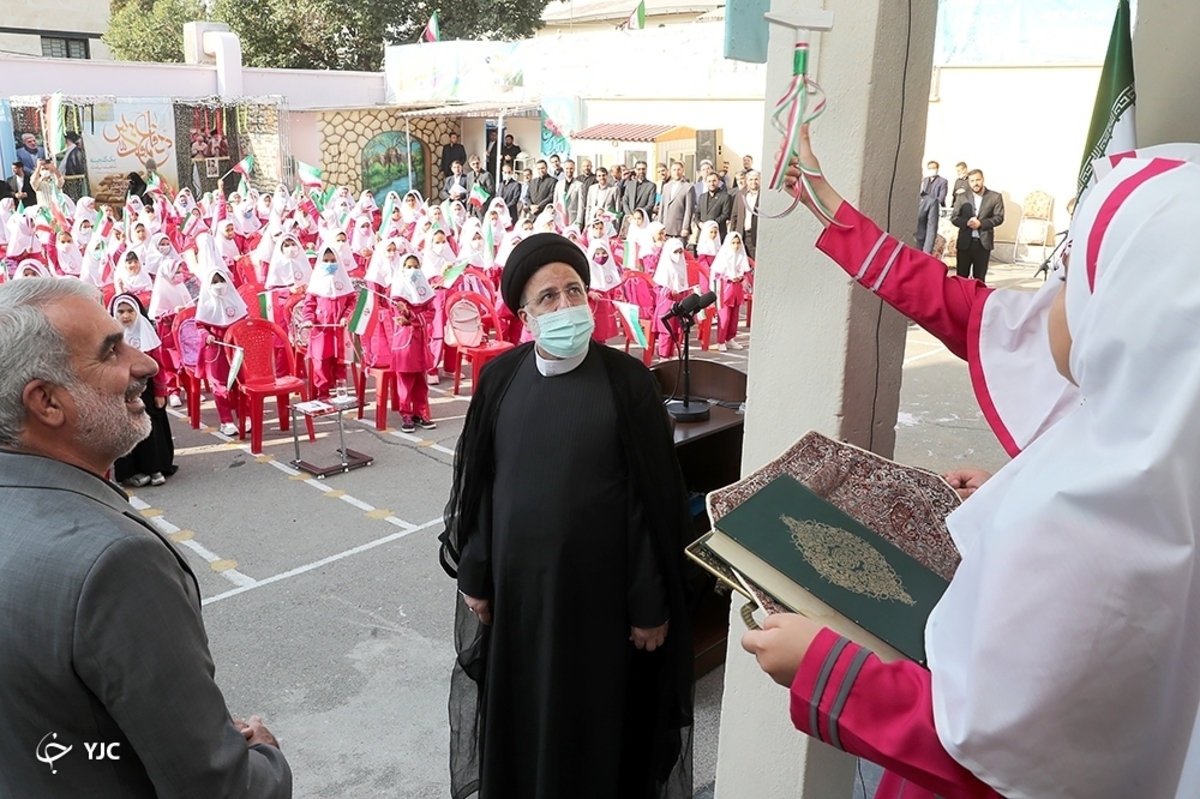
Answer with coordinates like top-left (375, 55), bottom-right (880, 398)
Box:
top-left (729, 169), bottom-right (760, 259)
top-left (951, 161), bottom-right (971, 206)
top-left (526, 160), bottom-right (558, 216)
top-left (951, 169), bottom-right (1005, 283)
top-left (694, 171), bottom-right (733, 242)
top-left (621, 161), bottom-right (657, 223)
top-left (444, 161), bottom-right (470, 202)
top-left (441, 133), bottom-right (467, 180)
top-left (499, 164), bottom-right (522, 222)
top-left (916, 160), bottom-right (949, 253)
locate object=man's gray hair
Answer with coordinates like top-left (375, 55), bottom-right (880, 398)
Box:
top-left (0, 278), bottom-right (94, 447)
top-left (746, 170), bottom-right (760, 179)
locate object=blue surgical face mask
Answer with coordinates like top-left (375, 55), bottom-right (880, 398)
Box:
top-left (526, 304), bottom-right (594, 359)
top-left (321, 261), bottom-right (338, 275)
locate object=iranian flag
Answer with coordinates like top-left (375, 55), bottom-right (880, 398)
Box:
top-left (257, 291), bottom-right (276, 324)
top-left (231, 154), bottom-right (255, 177)
top-left (349, 286), bottom-right (377, 337)
top-left (226, 345), bottom-right (245, 393)
top-left (422, 11), bottom-right (441, 43)
top-left (33, 207), bottom-right (55, 239)
top-left (613, 301), bottom-right (648, 348)
top-left (442, 259), bottom-right (469, 289)
top-left (625, 0), bottom-right (646, 30)
top-left (483, 221), bottom-right (496, 268)
top-left (296, 160), bottom-right (323, 191)
top-left (468, 182), bottom-right (489, 209)
top-left (1076, 0), bottom-right (1136, 202)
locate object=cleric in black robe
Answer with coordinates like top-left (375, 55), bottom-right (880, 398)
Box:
top-left (440, 233), bottom-right (695, 799)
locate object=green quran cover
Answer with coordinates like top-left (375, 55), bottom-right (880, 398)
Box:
top-left (711, 474), bottom-right (950, 664)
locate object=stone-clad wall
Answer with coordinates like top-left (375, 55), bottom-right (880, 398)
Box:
top-left (317, 109), bottom-right (458, 199)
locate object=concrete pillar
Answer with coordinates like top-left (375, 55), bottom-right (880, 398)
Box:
top-left (712, 0), bottom-right (937, 795)
top-left (1133, 0), bottom-right (1200, 146)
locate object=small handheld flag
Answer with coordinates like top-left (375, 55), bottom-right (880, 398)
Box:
top-left (230, 155), bottom-right (254, 177)
top-left (625, 0), bottom-right (646, 30)
top-left (296, 160), bottom-right (323, 191)
top-left (349, 286), bottom-right (378, 337)
top-left (468, 183), bottom-right (489, 209)
top-left (613, 301), bottom-right (648, 348)
top-left (422, 11), bottom-right (441, 43)
top-left (257, 291), bottom-right (276, 324)
top-left (226, 345), bottom-right (245, 392)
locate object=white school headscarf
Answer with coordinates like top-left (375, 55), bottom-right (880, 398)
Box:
top-left (421, 229), bottom-right (454, 279)
top-left (56, 237), bottom-right (83, 277)
top-left (215, 219), bottom-right (241, 261)
top-left (697, 220), bottom-right (721, 257)
top-left (653, 238), bottom-right (689, 292)
top-left (148, 258), bottom-right (193, 320)
top-left (364, 237), bottom-right (407, 288)
top-left (400, 190), bottom-right (423, 224)
top-left (390, 254), bottom-right (435, 306)
top-left (307, 243), bottom-right (355, 299)
top-left (587, 240), bottom-right (621, 292)
top-left (928, 154), bottom-right (1200, 799)
top-left (494, 231), bottom-right (524, 268)
top-left (457, 219), bottom-right (487, 268)
top-left (115, 255), bottom-right (154, 294)
top-left (264, 234), bottom-right (312, 289)
top-left (709, 231), bottom-right (750, 280)
top-left (5, 213), bottom-right (38, 258)
top-left (349, 215), bottom-right (377, 252)
top-left (139, 232), bottom-right (178, 277)
top-left (13, 259), bottom-right (50, 279)
top-left (192, 232), bottom-right (225, 284)
top-left (109, 293), bottom-right (162, 352)
top-left (194, 268), bottom-right (248, 326)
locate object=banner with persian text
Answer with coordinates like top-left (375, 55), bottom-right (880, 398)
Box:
top-left (83, 100), bottom-right (179, 205)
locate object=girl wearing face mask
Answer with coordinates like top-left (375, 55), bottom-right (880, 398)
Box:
top-left (711, 230), bottom-right (750, 351)
top-left (389, 254), bottom-right (438, 432)
top-left (350, 215), bottom-right (377, 277)
top-left (421, 228), bottom-right (455, 384)
top-left (54, 232), bottom-right (83, 278)
top-left (115, 251), bottom-right (154, 306)
top-left (109, 293), bottom-right (178, 487)
top-left (586, 240), bottom-right (621, 343)
top-left (301, 244), bottom-right (357, 398)
top-left (195, 268), bottom-right (249, 436)
top-left (695, 220), bottom-right (721, 293)
top-left (362, 238), bottom-right (407, 368)
top-left (148, 257), bottom-right (194, 408)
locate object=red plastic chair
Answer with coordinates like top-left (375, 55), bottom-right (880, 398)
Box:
top-left (283, 292), bottom-right (310, 388)
top-left (239, 284), bottom-right (263, 318)
top-left (444, 290), bottom-right (514, 395)
top-left (618, 271), bottom-right (658, 366)
top-left (459, 266), bottom-right (498, 301)
top-left (171, 307), bottom-right (205, 429)
top-left (237, 257), bottom-right (263, 291)
top-left (224, 318), bottom-right (315, 455)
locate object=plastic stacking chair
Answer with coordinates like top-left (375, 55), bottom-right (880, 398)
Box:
top-left (444, 290), bottom-right (514, 395)
top-left (171, 307), bottom-right (205, 429)
top-left (238, 284), bottom-right (263, 318)
top-left (224, 318), bottom-right (315, 455)
top-left (691, 261), bottom-right (714, 351)
top-left (353, 330), bottom-right (402, 431)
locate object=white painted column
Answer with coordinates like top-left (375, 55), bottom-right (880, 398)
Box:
top-left (713, 0), bottom-right (937, 795)
top-left (1134, 0), bottom-right (1200, 147)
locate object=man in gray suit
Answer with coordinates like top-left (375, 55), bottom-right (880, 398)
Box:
top-left (658, 161), bottom-right (694, 243)
top-left (585, 167), bottom-right (620, 222)
top-left (0, 278), bottom-right (291, 798)
top-left (555, 159), bottom-right (586, 228)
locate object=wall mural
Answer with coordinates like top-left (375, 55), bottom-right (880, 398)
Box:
top-left (363, 131), bottom-right (426, 204)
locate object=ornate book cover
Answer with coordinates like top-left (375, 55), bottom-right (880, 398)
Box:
top-left (688, 431), bottom-right (961, 664)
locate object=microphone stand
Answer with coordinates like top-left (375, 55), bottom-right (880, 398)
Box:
top-left (666, 311), bottom-right (710, 423)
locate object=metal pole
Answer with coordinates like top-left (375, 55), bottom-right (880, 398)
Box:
top-left (495, 111), bottom-right (505, 189)
top-left (405, 117), bottom-right (414, 197)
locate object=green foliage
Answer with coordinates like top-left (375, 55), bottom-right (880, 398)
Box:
top-left (103, 0), bottom-right (207, 63)
top-left (105, 0), bottom-right (553, 70)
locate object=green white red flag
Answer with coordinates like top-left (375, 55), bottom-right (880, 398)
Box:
top-left (296, 160), bottom-right (323, 191)
top-left (231, 154), bottom-right (254, 177)
top-left (1076, 0), bottom-right (1136, 202)
top-left (349, 286), bottom-right (377, 337)
top-left (613, 301), bottom-right (648, 348)
top-left (422, 12), bottom-right (441, 42)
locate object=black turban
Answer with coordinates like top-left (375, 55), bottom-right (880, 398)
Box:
top-left (500, 232), bottom-right (590, 311)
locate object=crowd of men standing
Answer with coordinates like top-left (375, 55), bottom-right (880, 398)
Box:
top-left (438, 132), bottom-right (761, 259)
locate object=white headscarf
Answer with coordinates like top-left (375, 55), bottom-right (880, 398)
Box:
top-left (350, 215), bottom-right (377, 252)
top-left (400, 190), bottom-right (423, 224)
top-left (13, 259), bottom-right (50, 279)
top-left (587, 240), bottom-right (621, 292)
top-left (0, 198), bottom-right (13, 245)
top-left (194, 268), bottom-right (248, 326)
top-left (115, 255), bottom-right (154, 294)
top-left (710, 231), bottom-right (750, 280)
top-left (192, 233), bottom-right (225, 284)
top-left (390, 254), bottom-right (435, 306)
top-left (457, 219), bottom-right (487, 268)
top-left (55, 237), bottom-right (83, 277)
top-left (215, 219), bottom-right (241, 261)
top-left (307, 243), bottom-right (355, 299)
top-left (148, 258), bottom-right (193, 320)
top-left (5, 213), bottom-right (38, 258)
top-left (494, 231), bottom-right (524, 268)
top-left (265, 234), bottom-right (312, 289)
top-left (139, 232), bottom-right (178, 277)
top-left (232, 194), bottom-right (263, 235)
top-left (109, 294), bottom-right (162, 352)
top-left (697, 220), bottom-right (721, 257)
top-left (421, 229), bottom-right (454, 279)
top-left (80, 233), bottom-right (110, 287)
top-left (364, 237), bottom-right (407, 287)
top-left (653, 238), bottom-right (689, 292)
top-left (928, 155), bottom-right (1200, 799)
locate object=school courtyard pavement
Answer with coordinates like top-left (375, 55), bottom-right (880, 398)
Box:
top-left (124, 259), bottom-right (1041, 797)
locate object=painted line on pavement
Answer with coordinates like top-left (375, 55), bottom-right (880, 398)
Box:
top-left (201, 517), bottom-right (442, 606)
top-left (128, 495), bottom-right (258, 589)
top-left (903, 344), bottom-right (949, 367)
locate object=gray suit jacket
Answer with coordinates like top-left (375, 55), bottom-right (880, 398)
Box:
top-left (0, 451), bottom-right (292, 798)
top-left (556, 178), bottom-right (586, 228)
top-left (658, 179), bottom-right (694, 236)
top-left (585, 183), bottom-right (619, 221)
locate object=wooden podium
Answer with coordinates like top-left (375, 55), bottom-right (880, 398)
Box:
top-left (651, 359), bottom-right (746, 678)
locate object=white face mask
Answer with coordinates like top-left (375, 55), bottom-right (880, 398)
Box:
top-left (432, 242), bottom-right (447, 255)
top-left (212, 283), bottom-right (227, 295)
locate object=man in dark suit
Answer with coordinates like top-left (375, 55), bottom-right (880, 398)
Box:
top-left (658, 161), bottom-right (694, 242)
top-left (443, 160), bottom-right (470, 202)
top-left (952, 169), bottom-right (1005, 282)
top-left (441, 133), bottom-right (467, 181)
top-left (621, 161), bottom-right (657, 223)
top-left (729, 169), bottom-right (760, 259)
top-left (466, 154), bottom-right (493, 218)
top-left (499, 164), bottom-right (522, 222)
top-left (916, 160), bottom-right (949, 253)
top-left (694, 171), bottom-right (733, 242)
top-left (526, 160), bottom-right (558, 216)
top-left (951, 161), bottom-right (971, 206)
top-left (0, 278), bottom-right (291, 798)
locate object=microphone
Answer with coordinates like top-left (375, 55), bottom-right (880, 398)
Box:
top-left (661, 291), bottom-right (717, 324)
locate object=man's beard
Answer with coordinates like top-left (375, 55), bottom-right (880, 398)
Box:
top-left (72, 379), bottom-right (152, 461)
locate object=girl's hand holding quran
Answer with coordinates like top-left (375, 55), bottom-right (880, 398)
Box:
top-left (742, 613), bottom-right (824, 687)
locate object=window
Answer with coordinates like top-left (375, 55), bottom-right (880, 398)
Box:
top-left (41, 37), bottom-right (89, 60)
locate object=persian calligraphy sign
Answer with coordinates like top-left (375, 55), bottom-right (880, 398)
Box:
top-left (83, 101), bottom-right (179, 205)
